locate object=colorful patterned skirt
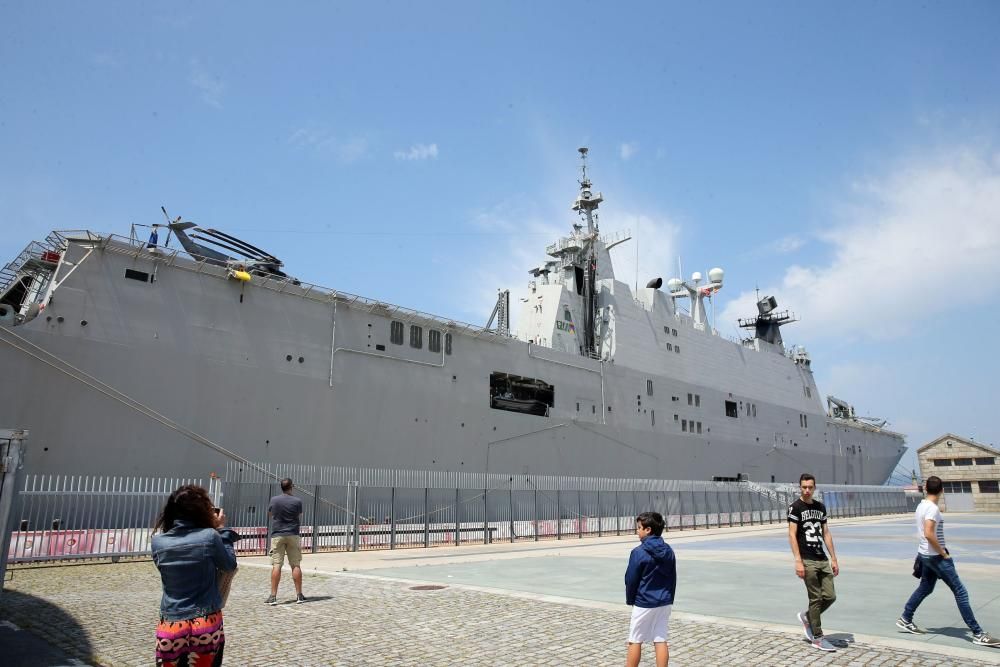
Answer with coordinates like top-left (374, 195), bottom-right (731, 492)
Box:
top-left (155, 611), bottom-right (225, 667)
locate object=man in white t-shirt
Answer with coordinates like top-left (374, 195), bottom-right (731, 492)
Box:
top-left (896, 475), bottom-right (999, 647)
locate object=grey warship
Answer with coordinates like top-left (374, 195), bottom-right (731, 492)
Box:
top-left (0, 150), bottom-right (906, 483)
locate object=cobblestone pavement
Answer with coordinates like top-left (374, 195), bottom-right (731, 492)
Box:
top-left (1, 562), bottom-right (998, 666)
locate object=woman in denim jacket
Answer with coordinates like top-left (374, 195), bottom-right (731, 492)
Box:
top-left (152, 484), bottom-right (239, 667)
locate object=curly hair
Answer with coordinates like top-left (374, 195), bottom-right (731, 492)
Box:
top-left (154, 484), bottom-right (217, 533)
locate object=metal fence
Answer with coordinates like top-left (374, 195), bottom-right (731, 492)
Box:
top-left (7, 475), bottom-right (206, 564)
top-left (4, 462), bottom-right (911, 565)
top-left (222, 463), bottom-right (911, 554)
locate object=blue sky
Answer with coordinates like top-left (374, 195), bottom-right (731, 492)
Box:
top-left (3, 2), bottom-right (1000, 478)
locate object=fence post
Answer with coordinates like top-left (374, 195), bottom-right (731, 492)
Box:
top-left (311, 485), bottom-right (320, 554)
top-left (231, 466), bottom-right (244, 536)
top-left (351, 481), bottom-right (360, 553)
top-left (704, 487), bottom-right (710, 529)
top-left (597, 489), bottom-right (602, 537)
top-left (0, 430), bottom-right (27, 592)
top-left (556, 489), bottom-right (562, 540)
top-left (509, 479), bottom-right (515, 544)
top-left (615, 489), bottom-right (621, 536)
top-left (578, 491), bottom-right (583, 538)
top-left (533, 484), bottom-right (539, 542)
top-left (483, 478), bottom-right (490, 545)
top-left (390, 487), bottom-right (396, 550)
top-left (455, 487), bottom-right (461, 546)
top-left (424, 486), bottom-right (430, 548)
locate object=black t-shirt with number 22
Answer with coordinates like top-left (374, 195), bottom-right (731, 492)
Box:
top-left (788, 498), bottom-right (828, 561)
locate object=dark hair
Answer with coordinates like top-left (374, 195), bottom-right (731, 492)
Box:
top-left (799, 473), bottom-right (816, 485)
top-left (636, 511), bottom-right (665, 536)
top-left (154, 484), bottom-right (216, 533)
top-left (281, 478), bottom-right (294, 493)
top-left (925, 476), bottom-right (943, 495)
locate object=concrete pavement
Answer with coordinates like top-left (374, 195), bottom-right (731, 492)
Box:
top-left (0, 512), bottom-right (997, 665)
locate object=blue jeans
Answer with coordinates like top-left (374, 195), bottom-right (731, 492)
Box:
top-left (902, 554), bottom-right (982, 635)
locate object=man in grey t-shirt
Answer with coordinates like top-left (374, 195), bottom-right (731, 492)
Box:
top-left (266, 478), bottom-right (306, 605)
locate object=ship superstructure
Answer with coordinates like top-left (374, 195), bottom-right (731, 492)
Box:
top-left (0, 151), bottom-right (906, 483)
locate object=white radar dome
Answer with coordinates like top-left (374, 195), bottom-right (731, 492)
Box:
top-left (708, 267), bottom-right (724, 284)
top-left (691, 271), bottom-right (702, 283)
top-left (666, 278), bottom-right (683, 292)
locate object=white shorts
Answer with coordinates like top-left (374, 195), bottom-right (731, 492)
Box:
top-left (628, 604), bottom-right (672, 644)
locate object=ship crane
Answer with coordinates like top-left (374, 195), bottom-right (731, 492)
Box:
top-left (827, 395), bottom-right (888, 429)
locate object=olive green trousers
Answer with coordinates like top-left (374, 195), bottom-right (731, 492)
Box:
top-left (802, 558), bottom-right (836, 637)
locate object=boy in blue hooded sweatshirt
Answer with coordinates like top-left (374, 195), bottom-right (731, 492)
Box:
top-left (625, 511), bottom-right (677, 667)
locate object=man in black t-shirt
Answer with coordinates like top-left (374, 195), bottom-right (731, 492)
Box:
top-left (787, 473), bottom-right (840, 652)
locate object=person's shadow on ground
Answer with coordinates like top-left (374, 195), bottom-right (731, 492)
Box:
top-left (824, 632), bottom-right (855, 648)
top-left (270, 594), bottom-right (335, 605)
top-left (0, 589), bottom-right (95, 666)
top-left (924, 626), bottom-right (976, 641)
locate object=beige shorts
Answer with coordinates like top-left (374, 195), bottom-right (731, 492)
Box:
top-left (269, 535), bottom-right (302, 568)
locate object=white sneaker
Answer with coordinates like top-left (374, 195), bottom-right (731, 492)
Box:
top-left (973, 632), bottom-right (1000, 647)
top-left (811, 637), bottom-right (837, 652)
top-left (798, 611), bottom-right (814, 641)
top-left (896, 617), bottom-right (925, 634)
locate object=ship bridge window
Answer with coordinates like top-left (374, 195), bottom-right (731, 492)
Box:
top-left (695, 394), bottom-right (701, 407)
top-left (953, 458), bottom-right (973, 466)
top-left (445, 332), bottom-right (452, 355)
top-left (564, 309), bottom-right (572, 321)
top-left (725, 401), bottom-right (738, 418)
top-left (932, 459), bottom-right (952, 467)
top-left (979, 481), bottom-right (1000, 493)
top-left (647, 379), bottom-right (653, 396)
top-left (390, 321), bottom-right (404, 345)
top-left (429, 329), bottom-right (441, 353)
top-left (671, 328), bottom-right (678, 337)
top-left (667, 343), bottom-right (673, 351)
top-left (409, 324), bottom-right (423, 349)
top-left (687, 393), bottom-right (693, 405)
top-left (490, 372), bottom-right (553, 417)
top-left (675, 345), bottom-right (680, 354)
top-left (975, 457), bottom-right (995, 466)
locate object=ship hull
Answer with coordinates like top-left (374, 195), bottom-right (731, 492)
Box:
top-left (0, 237), bottom-right (905, 484)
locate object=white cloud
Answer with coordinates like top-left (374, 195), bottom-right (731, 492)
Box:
top-left (619, 142), bottom-right (639, 161)
top-left (189, 58), bottom-right (225, 108)
top-left (770, 234), bottom-right (806, 254)
top-left (288, 127), bottom-right (370, 163)
top-left (719, 147), bottom-right (1000, 341)
top-left (394, 143), bottom-right (439, 161)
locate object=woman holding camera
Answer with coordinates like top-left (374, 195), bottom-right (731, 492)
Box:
top-left (152, 484), bottom-right (239, 666)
